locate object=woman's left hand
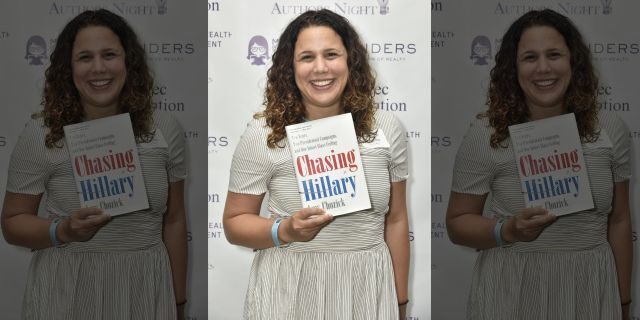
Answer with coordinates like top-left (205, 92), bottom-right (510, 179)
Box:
top-left (399, 303), bottom-right (407, 319)
top-left (622, 304), bottom-right (630, 320)
top-left (177, 303), bottom-right (185, 320)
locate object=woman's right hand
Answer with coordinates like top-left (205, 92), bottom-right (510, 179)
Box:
top-left (502, 207), bottom-right (556, 243)
top-left (58, 207), bottom-right (111, 243)
top-left (278, 208), bottom-right (333, 243)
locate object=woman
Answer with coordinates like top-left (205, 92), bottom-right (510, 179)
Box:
top-left (223, 9), bottom-right (410, 320)
top-left (446, 9), bottom-right (633, 320)
top-left (1, 9), bottom-right (187, 319)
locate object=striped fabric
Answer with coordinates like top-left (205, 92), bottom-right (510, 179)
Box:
top-left (7, 112), bottom-right (186, 320)
top-left (451, 112), bottom-right (631, 320)
top-left (229, 111), bottom-right (408, 320)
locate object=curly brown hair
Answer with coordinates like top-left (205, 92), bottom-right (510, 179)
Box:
top-left (481, 9), bottom-right (599, 148)
top-left (42, 9), bottom-right (154, 148)
top-left (257, 9), bottom-right (377, 148)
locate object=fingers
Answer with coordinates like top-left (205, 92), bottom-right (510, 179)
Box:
top-left (505, 207), bottom-right (558, 243)
top-left (73, 207), bottom-right (105, 219)
top-left (296, 207), bottom-right (329, 219)
top-left (72, 208), bottom-right (111, 229)
top-left (63, 207), bottom-right (112, 242)
top-left (295, 208), bottom-right (332, 227)
top-left (283, 208), bottom-right (334, 242)
top-left (518, 207), bottom-right (549, 219)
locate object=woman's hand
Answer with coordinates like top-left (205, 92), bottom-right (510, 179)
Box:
top-left (58, 207), bottom-right (111, 243)
top-left (278, 208), bottom-right (333, 243)
top-left (176, 303), bottom-right (185, 320)
top-left (399, 303), bottom-right (407, 319)
top-left (502, 207), bottom-right (556, 243)
top-left (621, 303), bottom-right (630, 320)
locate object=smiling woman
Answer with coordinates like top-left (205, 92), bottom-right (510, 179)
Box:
top-left (223, 9), bottom-right (410, 320)
top-left (446, 9), bottom-right (633, 320)
top-left (1, 9), bottom-right (188, 320)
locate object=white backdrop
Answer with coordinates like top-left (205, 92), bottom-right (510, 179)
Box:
top-left (0, 1), bottom-right (207, 319)
top-left (207, 1), bottom-right (430, 319)
top-left (432, 1), bottom-right (639, 319)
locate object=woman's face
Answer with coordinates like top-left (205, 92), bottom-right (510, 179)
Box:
top-left (293, 26), bottom-right (349, 117)
top-left (516, 25), bottom-right (572, 116)
top-left (72, 25), bottom-right (127, 118)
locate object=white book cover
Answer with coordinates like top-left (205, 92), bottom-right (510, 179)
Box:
top-left (285, 113), bottom-right (371, 216)
top-left (508, 113), bottom-right (593, 216)
top-left (64, 113), bottom-right (149, 216)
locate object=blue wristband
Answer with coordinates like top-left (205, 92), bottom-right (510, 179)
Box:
top-left (271, 218), bottom-right (283, 247)
top-left (493, 218), bottom-right (506, 247)
top-left (49, 218), bottom-right (61, 247)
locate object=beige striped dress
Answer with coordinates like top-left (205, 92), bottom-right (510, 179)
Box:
top-left (6, 112), bottom-right (185, 320)
top-left (451, 112), bottom-right (630, 320)
top-left (229, 111), bottom-right (408, 320)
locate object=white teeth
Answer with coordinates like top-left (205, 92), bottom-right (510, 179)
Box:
top-left (90, 80), bottom-right (111, 87)
top-left (535, 80), bottom-right (555, 87)
top-left (311, 79), bottom-right (332, 86)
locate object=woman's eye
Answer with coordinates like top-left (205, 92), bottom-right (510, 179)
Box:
top-left (326, 52), bottom-right (339, 59)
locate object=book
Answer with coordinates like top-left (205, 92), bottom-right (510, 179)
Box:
top-left (508, 113), bottom-right (593, 216)
top-left (64, 113), bottom-right (149, 216)
top-left (285, 113), bottom-right (371, 216)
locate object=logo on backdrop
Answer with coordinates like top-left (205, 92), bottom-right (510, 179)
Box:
top-left (208, 136), bottom-right (229, 153)
top-left (406, 131), bottom-right (421, 139)
top-left (631, 130), bottom-right (640, 141)
top-left (208, 31), bottom-right (232, 49)
top-left (432, 31), bottom-right (454, 49)
top-left (49, 1), bottom-right (170, 16)
top-left (597, 85), bottom-right (631, 112)
top-left (0, 31), bottom-right (8, 39)
top-left (247, 36), bottom-right (269, 66)
top-left (184, 130), bottom-right (199, 142)
top-left (0, 136), bottom-right (6, 147)
top-left (431, 1), bottom-right (442, 11)
top-left (432, 220), bottom-right (447, 240)
top-left (470, 35), bottom-right (492, 66)
top-left (155, 0), bottom-right (167, 15)
top-left (374, 85), bottom-right (408, 112)
top-left (366, 42), bottom-right (417, 63)
top-left (589, 41), bottom-right (639, 63)
top-left (493, 1), bottom-right (613, 16)
top-left (209, 220), bottom-right (224, 239)
top-left (143, 42), bottom-right (194, 63)
top-left (152, 85), bottom-right (186, 112)
top-left (208, 193), bottom-right (220, 204)
top-left (25, 35), bottom-right (47, 66)
top-left (208, 2), bottom-right (220, 12)
top-left (376, 0), bottom-right (389, 15)
top-left (600, 0), bottom-right (612, 14)
top-left (431, 135), bottom-right (452, 155)
top-left (271, 2), bottom-right (390, 16)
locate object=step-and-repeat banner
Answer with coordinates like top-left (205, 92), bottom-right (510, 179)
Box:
top-left (208, 1), bottom-right (430, 319)
top-left (0, 2), bottom-right (207, 319)
top-left (432, 1), bottom-right (639, 319)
